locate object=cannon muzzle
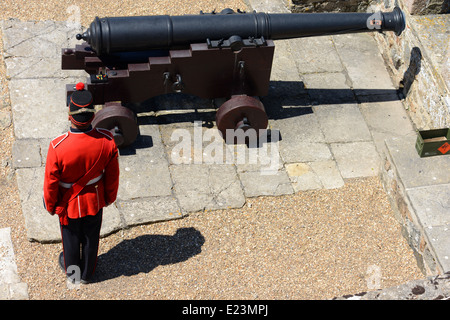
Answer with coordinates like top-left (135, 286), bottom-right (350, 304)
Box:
top-left (77, 7), bottom-right (405, 55)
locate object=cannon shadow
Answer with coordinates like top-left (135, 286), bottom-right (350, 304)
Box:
top-left (263, 80), bottom-right (402, 120)
top-left (118, 134), bottom-right (154, 156)
top-left (92, 227), bottom-right (205, 283)
top-left (129, 80), bottom-right (401, 123)
top-left (399, 47), bottom-right (422, 98)
top-left (120, 80), bottom-right (401, 150)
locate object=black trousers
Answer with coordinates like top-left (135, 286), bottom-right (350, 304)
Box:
top-left (60, 209), bottom-right (103, 281)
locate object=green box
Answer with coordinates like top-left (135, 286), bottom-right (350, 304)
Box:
top-left (415, 128), bottom-right (450, 157)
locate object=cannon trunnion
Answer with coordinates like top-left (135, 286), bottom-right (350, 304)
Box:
top-left (62, 8), bottom-right (406, 148)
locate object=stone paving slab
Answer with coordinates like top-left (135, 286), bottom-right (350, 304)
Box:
top-left (8, 78), bottom-right (74, 139)
top-left (309, 160), bottom-right (345, 190)
top-left (424, 226), bottom-right (450, 273)
top-left (359, 99), bottom-right (417, 154)
top-left (14, 167), bottom-right (60, 242)
top-left (117, 196), bottom-right (182, 228)
top-left (386, 136), bottom-right (450, 188)
top-left (286, 162), bottom-right (322, 192)
top-left (0, 228), bottom-right (21, 285)
top-left (289, 37), bottom-right (344, 74)
top-left (383, 136), bottom-right (450, 274)
top-left (229, 140), bottom-right (284, 173)
top-left (332, 33), bottom-right (397, 96)
top-left (239, 169), bottom-right (293, 197)
top-left (302, 72), bottom-right (356, 105)
top-left (0, 228), bottom-right (28, 299)
top-left (160, 122), bottom-right (231, 165)
top-left (171, 164), bottom-right (246, 212)
top-left (285, 161), bottom-right (345, 192)
top-left (118, 158), bottom-right (173, 200)
top-left (407, 184), bottom-right (450, 228)
top-left (330, 142), bottom-right (381, 179)
top-left (11, 139), bottom-right (41, 168)
top-left (313, 104), bottom-right (372, 143)
top-left (271, 40), bottom-right (304, 83)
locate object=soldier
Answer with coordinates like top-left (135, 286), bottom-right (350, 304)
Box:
top-left (43, 82), bottom-right (120, 284)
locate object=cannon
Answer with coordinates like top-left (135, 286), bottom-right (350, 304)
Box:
top-left (62, 7), bottom-right (406, 147)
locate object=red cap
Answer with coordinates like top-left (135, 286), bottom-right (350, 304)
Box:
top-left (75, 82), bottom-right (85, 91)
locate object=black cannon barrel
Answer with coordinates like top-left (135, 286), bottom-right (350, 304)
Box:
top-left (77, 7), bottom-right (405, 55)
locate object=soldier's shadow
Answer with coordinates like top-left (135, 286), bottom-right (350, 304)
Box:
top-left (92, 227), bottom-right (205, 282)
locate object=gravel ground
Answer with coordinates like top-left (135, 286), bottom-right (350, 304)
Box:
top-left (0, 0), bottom-right (424, 300)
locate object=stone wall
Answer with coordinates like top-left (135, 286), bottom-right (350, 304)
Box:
top-left (369, 0), bottom-right (449, 130)
top-left (290, 0), bottom-right (449, 13)
top-left (291, 0), bottom-right (372, 12)
top-left (404, 0), bottom-right (450, 14)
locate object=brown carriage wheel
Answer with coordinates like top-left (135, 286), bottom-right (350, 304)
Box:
top-left (215, 95), bottom-right (268, 142)
top-left (92, 103), bottom-right (138, 148)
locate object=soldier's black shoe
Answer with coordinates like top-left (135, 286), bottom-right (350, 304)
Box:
top-left (58, 252), bottom-right (65, 273)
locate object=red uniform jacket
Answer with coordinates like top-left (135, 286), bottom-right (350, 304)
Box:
top-left (43, 127), bottom-right (119, 220)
